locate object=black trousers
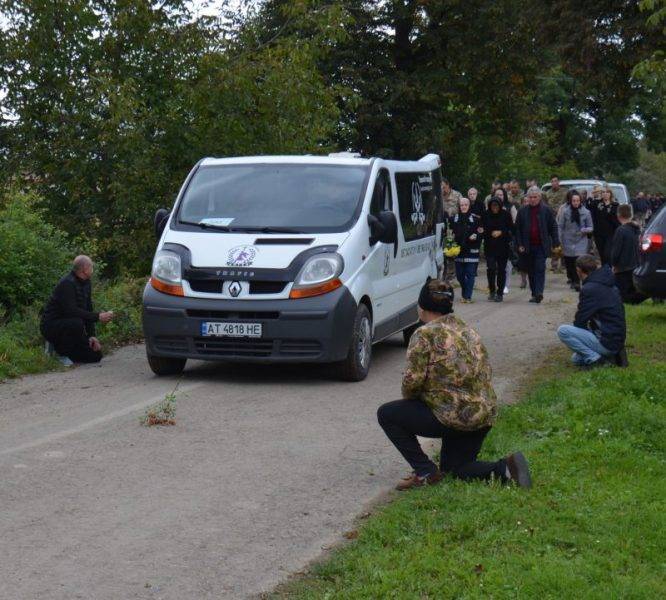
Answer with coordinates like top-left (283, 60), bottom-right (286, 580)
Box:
top-left (614, 271), bottom-right (647, 305)
top-left (41, 318), bottom-right (102, 363)
top-left (486, 254), bottom-right (508, 295)
top-left (377, 399), bottom-right (505, 480)
top-left (594, 235), bottom-right (611, 265)
top-left (564, 256), bottom-right (579, 285)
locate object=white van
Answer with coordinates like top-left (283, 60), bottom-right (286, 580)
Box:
top-left (143, 153), bottom-right (445, 381)
top-left (541, 179), bottom-right (630, 204)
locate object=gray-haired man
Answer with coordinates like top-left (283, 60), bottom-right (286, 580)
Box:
top-left (40, 256), bottom-right (115, 366)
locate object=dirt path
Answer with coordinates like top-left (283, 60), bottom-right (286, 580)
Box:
top-left (0, 270), bottom-right (575, 599)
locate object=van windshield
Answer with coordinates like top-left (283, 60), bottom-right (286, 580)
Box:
top-left (176, 164), bottom-right (369, 233)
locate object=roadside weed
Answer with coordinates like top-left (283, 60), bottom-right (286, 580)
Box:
top-left (141, 381), bottom-right (180, 427)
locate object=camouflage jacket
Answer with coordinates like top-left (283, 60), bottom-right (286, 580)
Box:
top-left (508, 190), bottom-right (524, 209)
top-left (401, 314), bottom-right (498, 431)
top-left (442, 190), bottom-right (463, 218)
top-left (545, 187), bottom-right (567, 212)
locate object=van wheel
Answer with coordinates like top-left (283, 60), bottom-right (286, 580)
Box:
top-left (402, 323), bottom-right (420, 347)
top-left (337, 304), bottom-right (372, 382)
top-left (147, 353), bottom-right (186, 376)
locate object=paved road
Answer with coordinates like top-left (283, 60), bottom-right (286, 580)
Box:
top-left (0, 271), bottom-right (575, 599)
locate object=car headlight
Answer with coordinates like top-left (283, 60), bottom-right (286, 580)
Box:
top-left (152, 251), bottom-right (182, 284)
top-left (290, 253), bottom-right (344, 298)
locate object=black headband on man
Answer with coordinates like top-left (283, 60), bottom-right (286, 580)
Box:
top-left (418, 281), bottom-right (454, 314)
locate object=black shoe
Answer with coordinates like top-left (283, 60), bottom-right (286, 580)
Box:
top-left (536, 294), bottom-right (543, 303)
top-left (494, 294), bottom-right (503, 302)
top-left (529, 296), bottom-right (538, 303)
top-left (581, 356), bottom-right (611, 370)
top-left (505, 452), bottom-right (532, 488)
top-left (488, 293), bottom-right (496, 301)
top-left (615, 347), bottom-right (629, 368)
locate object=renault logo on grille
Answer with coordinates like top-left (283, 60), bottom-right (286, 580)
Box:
top-left (228, 281), bottom-right (242, 298)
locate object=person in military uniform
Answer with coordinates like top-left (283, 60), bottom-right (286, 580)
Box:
top-left (376, 280), bottom-right (532, 491)
top-left (545, 176), bottom-right (568, 272)
top-left (441, 179), bottom-right (462, 218)
top-left (508, 179), bottom-right (524, 210)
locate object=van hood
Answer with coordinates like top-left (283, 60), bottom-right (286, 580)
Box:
top-left (161, 230), bottom-right (350, 269)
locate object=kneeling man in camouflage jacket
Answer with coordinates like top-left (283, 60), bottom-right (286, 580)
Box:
top-left (377, 280), bottom-right (532, 491)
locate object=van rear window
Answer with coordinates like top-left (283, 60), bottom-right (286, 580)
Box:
top-left (176, 164), bottom-right (369, 233)
top-left (395, 172), bottom-right (439, 241)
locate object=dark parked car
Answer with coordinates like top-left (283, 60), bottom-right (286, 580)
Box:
top-left (633, 206), bottom-right (666, 298)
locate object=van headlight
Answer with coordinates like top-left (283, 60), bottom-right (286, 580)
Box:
top-left (152, 251), bottom-right (182, 284)
top-left (150, 251), bottom-right (185, 296)
top-left (290, 253), bottom-right (344, 299)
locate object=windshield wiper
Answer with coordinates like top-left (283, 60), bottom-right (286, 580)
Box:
top-left (179, 220), bottom-right (236, 232)
top-left (239, 226), bottom-right (306, 234)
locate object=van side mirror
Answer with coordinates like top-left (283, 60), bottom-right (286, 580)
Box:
top-left (154, 208), bottom-right (170, 239)
top-left (368, 211), bottom-right (398, 246)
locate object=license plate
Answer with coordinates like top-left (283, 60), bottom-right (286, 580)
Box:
top-left (200, 322), bottom-right (263, 338)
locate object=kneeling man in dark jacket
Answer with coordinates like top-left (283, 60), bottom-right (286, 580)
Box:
top-left (41, 256), bottom-right (115, 366)
top-left (557, 255), bottom-right (627, 368)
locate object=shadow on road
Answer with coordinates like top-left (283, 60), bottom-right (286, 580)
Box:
top-left (178, 336), bottom-right (406, 385)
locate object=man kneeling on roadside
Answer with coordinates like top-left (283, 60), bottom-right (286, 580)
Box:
top-left (377, 280), bottom-right (532, 491)
top-left (557, 255), bottom-right (628, 368)
top-left (40, 255), bottom-right (115, 367)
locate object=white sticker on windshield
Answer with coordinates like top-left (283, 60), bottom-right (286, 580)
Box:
top-left (200, 217), bottom-right (234, 226)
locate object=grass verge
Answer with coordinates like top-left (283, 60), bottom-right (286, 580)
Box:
top-left (0, 277), bottom-right (145, 380)
top-left (272, 303), bottom-right (666, 599)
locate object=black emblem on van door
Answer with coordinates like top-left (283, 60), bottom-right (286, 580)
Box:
top-left (229, 281), bottom-right (242, 297)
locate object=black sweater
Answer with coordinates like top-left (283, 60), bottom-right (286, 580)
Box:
top-left (610, 222), bottom-right (641, 273)
top-left (589, 199), bottom-right (619, 239)
top-left (482, 209), bottom-right (513, 258)
top-left (41, 271), bottom-right (99, 336)
top-left (450, 212), bottom-right (482, 261)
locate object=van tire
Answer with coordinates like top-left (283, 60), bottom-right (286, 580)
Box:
top-left (337, 304), bottom-right (372, 382)
top-left (147, 353), bottom-right (187, 376)
top-left (402, 323), bottom-right (419, 347)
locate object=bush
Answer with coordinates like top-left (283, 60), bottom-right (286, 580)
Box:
top-left (95, 277), bottom-right (146, 348)
top-left (0, 189), bottom-right (73, 316)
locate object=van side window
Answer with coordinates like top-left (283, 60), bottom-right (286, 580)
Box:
top-left (395, 172), bottom-right (437, 241)
top-left (370, 170), bottom-right (393, 216)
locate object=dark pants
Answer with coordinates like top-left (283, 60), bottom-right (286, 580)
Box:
top-left (486, 254), bottom-right (508, 296)
top-left (564, 256), bottom-right (580, 286)
top-left (455, 261), bottom-right (478, 300)
top-left (526, 245), bottom-right (547, 297)
top-left (594, 235), bottom-right (611, 265)
top-left (377, 399), bottom-right (505, 480)
top-left (614, 270), bottom-right (647, 305)
top-left (41, 318), bottom-right (102, 363)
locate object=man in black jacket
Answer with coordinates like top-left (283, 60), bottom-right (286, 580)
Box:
top-left (557, 255), bottom-right (627, 368)
top-left (41, 256), bottom-right (115, 366)
top-left (516, 186), bottom-right (561, 303)
top-left (611, 204), bottom-right (647, 304)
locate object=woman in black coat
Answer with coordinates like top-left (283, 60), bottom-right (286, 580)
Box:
top-left (483, 197), bottom-right (514, 302)
top-left (450, 197), bottom-right (482, 302)
top-left (588, 187), bottom-right (619, 265)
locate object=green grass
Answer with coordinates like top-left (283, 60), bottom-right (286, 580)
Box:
top-left (0, 277), bottom-right (145, 380)
top-left (273, 303), bottom-right (666, 599)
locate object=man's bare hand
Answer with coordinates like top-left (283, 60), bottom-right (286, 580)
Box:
top-left (99, 311), bottom-right (115, 323)
top-left (89, 337), bottom-right (102, 352)
top-left (518, 245), bottom-right (526, 253)
top-left (491, 230), bottom-right (502, 238)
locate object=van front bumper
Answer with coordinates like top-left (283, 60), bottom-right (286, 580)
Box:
top-left (142, 284), bottom-right (358, 363)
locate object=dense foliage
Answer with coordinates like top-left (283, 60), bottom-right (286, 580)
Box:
top-left (0, 190), bottom-right (73, 316)
top-left (0, 0), bottom-right (664, 275)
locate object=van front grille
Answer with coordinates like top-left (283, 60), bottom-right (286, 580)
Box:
top-left (187, 310), bottom-right (280, 320)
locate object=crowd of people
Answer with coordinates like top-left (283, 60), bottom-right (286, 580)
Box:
top-left (441, 176), bottom-right (663, 305)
